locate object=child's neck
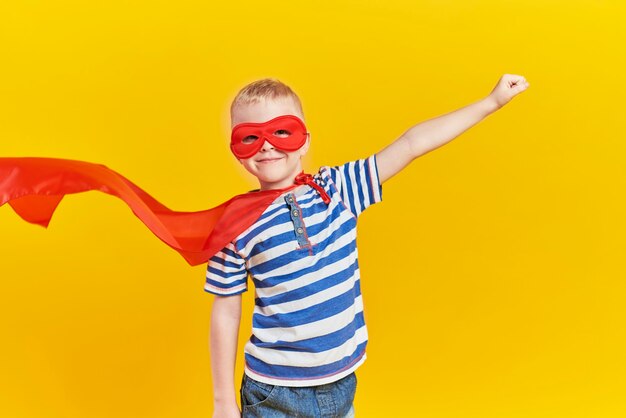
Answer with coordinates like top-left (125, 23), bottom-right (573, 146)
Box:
top-left (259, 176), bottom-right (301, 191)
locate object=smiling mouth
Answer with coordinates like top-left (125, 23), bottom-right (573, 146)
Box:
top-left (257, 157), bottom-right (284, 163)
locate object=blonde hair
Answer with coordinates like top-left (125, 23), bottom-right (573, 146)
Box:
top-left (230, 78), bottom-right (304, 119)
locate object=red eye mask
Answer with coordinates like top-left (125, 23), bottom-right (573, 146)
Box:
top-left (230, 115), bottom-right (308, 159)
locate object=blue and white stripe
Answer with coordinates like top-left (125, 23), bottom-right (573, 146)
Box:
top-left (205, 155), bottom-right (382, 387)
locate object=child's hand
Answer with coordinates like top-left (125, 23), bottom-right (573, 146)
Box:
top-left (488, 73), bottom-right (530, 109)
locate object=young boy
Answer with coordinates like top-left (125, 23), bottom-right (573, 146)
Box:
top-left (206, 75), bottom-right (529, 418)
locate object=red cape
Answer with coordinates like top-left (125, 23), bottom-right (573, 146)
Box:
top-left (0, 157), bottom-right (303, 266)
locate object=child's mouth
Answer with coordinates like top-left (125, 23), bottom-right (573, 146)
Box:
top-left (257, 157), bottom-right (284, 164)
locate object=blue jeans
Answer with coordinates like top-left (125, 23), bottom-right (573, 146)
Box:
top-left (240, 372), bottom-right (357, 417)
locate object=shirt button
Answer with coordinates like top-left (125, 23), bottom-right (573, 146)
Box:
top-left (292, 209), bottom-right (299, 217)
top-left (296, 227), bottom-right (304, 234)
top-left (287, 196), bottom-right (294, 203)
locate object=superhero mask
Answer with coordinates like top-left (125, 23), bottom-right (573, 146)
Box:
top-left (230, 115), bottom-right (308, 159)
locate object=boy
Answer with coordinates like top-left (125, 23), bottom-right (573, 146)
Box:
top-left (206, 75), bottom-right (529, 418)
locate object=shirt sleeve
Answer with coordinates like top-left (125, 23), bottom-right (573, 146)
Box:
top-left (204, 241), bottom-right (248, 296)
top-left (328, 154), bottom-right (383, 217)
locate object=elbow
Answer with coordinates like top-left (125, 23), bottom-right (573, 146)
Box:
top-left (402, 134), bottom-right (431, 161)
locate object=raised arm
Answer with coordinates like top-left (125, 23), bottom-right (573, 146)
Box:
top-left (210, 293), bottom-right (243, 418)
top-left (376, 74), bottom-right (530, 183)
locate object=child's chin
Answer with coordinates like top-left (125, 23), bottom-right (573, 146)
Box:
top-left (258, 170), bottom-right (293, 185)
top-left (259, 173), bottom-right (286, 183)
top-left (257, 164), bottom-right (288, 177)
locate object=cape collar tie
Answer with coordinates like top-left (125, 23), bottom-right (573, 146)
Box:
top-left (294, 172), bottom-right (331, 204)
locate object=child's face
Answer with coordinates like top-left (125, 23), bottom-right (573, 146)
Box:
top-left (231, 98), bottom-right (310, 191)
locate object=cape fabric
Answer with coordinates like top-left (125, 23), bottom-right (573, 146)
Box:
top-left (0, 157), bottom-right (303, 266)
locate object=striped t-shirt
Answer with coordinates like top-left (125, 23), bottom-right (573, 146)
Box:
top-left (204, 155), bottom-right (382, 387)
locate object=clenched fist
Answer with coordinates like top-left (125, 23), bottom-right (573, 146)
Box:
top-left (489, 74), bottom-right (530, 109)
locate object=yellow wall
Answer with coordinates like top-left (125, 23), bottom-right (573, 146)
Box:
top-left (1, 1), bottom-right (624, 417)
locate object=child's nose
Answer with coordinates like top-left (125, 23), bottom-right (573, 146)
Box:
top-left (260, 138), bottom-right (274, 151)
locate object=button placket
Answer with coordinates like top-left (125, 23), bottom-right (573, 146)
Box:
top-left (284, 193), bottom-right (310, 248)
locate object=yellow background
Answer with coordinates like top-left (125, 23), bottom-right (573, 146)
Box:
top-left (1, 1), bottom-right (624, 417)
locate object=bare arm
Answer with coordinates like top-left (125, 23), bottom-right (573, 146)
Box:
top-left (210, 293), bottom-right (243, 418)
top-left (376, 74), bottom-right (530, 183)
